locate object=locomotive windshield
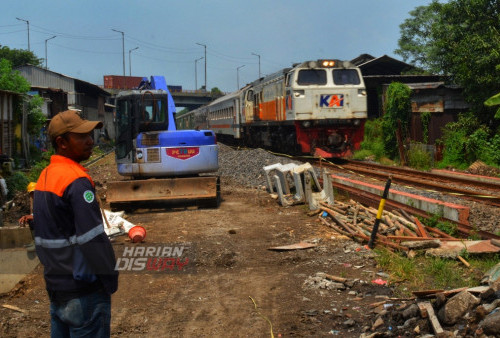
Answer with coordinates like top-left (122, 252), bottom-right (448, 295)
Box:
top-left (297, 69), bottom-right (327, 85)
top-left (333, 69), bottom-right (361, 85)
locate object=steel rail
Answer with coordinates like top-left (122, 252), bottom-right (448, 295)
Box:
top-left (315, 160), bottom-right (500, 207)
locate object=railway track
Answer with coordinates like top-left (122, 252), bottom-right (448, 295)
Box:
top-left (313, 159), bottom-right (500, 207)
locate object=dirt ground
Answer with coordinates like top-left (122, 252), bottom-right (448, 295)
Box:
top-left (0, 154), bottom-right (401, 337)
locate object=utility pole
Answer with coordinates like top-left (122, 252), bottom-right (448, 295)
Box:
top-left (129, 47), bottom-right (139, 76)
top-left (237, 65), bottom-right (245, 90)
top-left (16, 17), bottom-right (30, 51)
top-left (251, 52), bottom-right (261, 78)
top-left (112, 29), bottom-right (125, 77)
top-left (44, 35), bottom-right (56, 69)
top-left (196, 43), bottom-right (207, 90)
top-left (195, 57), bottom-right (204, 90)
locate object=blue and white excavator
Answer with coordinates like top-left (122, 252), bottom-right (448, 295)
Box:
top-left (106, 76), bottom-right (220, 208)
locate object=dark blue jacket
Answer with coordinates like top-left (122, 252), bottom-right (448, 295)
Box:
top-left (33, 155), bottom-right (118, 296)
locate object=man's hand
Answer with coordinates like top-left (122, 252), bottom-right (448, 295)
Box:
top-left (18, 214), bottom-right (33, 227)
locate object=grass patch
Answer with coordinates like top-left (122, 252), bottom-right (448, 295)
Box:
top-left (374, 248), bottom-right (493, 297)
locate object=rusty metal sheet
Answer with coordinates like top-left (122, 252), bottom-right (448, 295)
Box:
top-left (411, 100), bottom-right (444, 113)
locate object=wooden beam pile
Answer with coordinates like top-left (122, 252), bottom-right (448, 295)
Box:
top-left (316, 200), bottom-right (462, 252)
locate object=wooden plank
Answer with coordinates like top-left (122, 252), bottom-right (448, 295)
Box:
top-left (414, 217), bottom-right (430, 238)
top-left (418, 302), bottom-right (444, 336)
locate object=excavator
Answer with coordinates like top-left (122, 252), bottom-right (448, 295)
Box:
top-left (106, 76), bottom-right (220, 209)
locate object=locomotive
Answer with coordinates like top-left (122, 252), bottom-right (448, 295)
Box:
top-left (177, 59), bottom-right (367, 158)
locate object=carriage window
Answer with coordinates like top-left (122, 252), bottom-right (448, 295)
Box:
top-left (297, 69), bottom-right (327, 85)
top-left (333, 69), bottom-right (361, 85)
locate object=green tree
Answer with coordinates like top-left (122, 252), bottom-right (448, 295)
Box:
top-left (396, 0), bottom-right (500, 122)
top-left (0, 45), bottom-right (43, 68)
top-left (211, 87), bottom-right (223, 97)
top-left (0, 59), bottom-right (31, 93)
top-left (395, 0), bottom-right (444, 73)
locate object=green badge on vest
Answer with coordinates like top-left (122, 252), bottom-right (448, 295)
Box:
top-left (83, 190), bottom-right (95, 203)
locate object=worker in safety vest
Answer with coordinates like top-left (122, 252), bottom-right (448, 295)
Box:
top-left (33, 110), bottom-right (118, 337)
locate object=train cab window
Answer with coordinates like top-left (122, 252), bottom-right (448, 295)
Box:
top-left (333, 69), bottom-right (361, 85)
top-left (246, 90), bottom-right (254, 102)
top-left (297, 69), bottom-right (327, 85)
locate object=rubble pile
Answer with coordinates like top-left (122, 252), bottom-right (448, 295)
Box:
top-left (303, 264), bottom-right (500, 337)
top-left (362, 266), bottom-right (500, 337)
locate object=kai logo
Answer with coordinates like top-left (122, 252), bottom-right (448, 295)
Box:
top-left (320, 94), bottom-right (344, 108)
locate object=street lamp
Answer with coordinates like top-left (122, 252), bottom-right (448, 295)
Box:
top-left (129, 47), bottom-right (139, 76)
top-left (196, 43), bottom-right (207, 90)
top-left (16, 17), bottom-right (30, 51)
top-left (237, 65), bottom-right (245, 90)
top-left (251, 52), bottom-right (261, 78)
top-left (112, 29), bottom-right (125, 77)
top-left (44, 35), bottom-right (56, 69)
top-left (195, 57), bottom-right (204, 90)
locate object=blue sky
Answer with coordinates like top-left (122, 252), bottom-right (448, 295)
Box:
top-left (1, 0), bottom-right (436, 93)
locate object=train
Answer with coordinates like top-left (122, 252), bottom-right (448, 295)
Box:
top-left (176, 59), bottom-right (367, 158)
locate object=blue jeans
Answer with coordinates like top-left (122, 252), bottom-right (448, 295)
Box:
top-left (50, 290), bottom-right (111, 338)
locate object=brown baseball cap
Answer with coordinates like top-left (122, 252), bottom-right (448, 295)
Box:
top-left (48, 110), bottom-right (103, 141)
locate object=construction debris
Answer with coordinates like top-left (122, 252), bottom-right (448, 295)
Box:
top-left (263, 162), bottom-right (334, 210)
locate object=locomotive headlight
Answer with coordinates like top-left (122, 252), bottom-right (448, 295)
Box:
top-left (136, 150), bottom-right (143, 160)
top-left (320, 60), bottom-right (336, 67)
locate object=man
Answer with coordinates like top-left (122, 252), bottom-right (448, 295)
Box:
top-left (33, 110), bottom-right (118, 337)
top-left (18, 182), bottom-right (36, 252)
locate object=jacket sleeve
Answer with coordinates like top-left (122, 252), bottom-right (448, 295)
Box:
top-left (66, 177), bottom-right (119, 294)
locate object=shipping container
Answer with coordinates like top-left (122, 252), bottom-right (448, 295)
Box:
top-left (103, 75), bottom-right (143, 89)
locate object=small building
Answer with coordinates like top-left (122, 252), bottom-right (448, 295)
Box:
top-left (15, 65), bottom-right (112, 141)
top-left (351, 54), bottom-right (443, 119)
top-left (351, 54), bottom-right (469, 145)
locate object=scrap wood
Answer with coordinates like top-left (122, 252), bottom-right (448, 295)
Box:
top-left (320, 206), bottom-right (359, 237)
top-left (399, 209), bottom-right (415, 223)
top-left (418, 302), bottom-right (445, 336)
top-left (394, 220), bottom-right (417, 237)
top-left (319, 202), bottom-right (346, 215)
top-left (325, 274), bottom-right (347, 283)
top-left (2, 304), bottom-right (26, 314)
top-left (307, 209), bottom-right (322, 217)
top-left (268, 241), bottom-right (316, 251)
top-left (414, 217), bottom-right (430, 238)
top-left (369, 300), bottom-right (388, 308)
top-left (412, 289), bottom-right (445, 298)
top-left (384, 215), bottom-right (395, 228)
top-left (424, 226), bottom-right (455, 239)
top-left (491, 239), bottom-right (500, 248)
top-left (457, 255), bottom-right (471, 268)
top-left (352, 205), bottom-right (359, 226)
top-left (318, 217), bottom-right (351, 237)
top-left (386, 236), bottom-right (461, 242)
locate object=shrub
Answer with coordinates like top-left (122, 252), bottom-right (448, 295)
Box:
top-left (407, 143), bottom-right (432, 170)
top-left (5, 171), bottom-right (29, 200)
top-left (355, 119), bottom-right (386, 160)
